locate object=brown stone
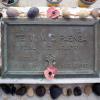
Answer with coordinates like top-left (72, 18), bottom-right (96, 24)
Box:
top-left (78, 10), bottom-right (90, 18)
top-left (27, 87), bottom-right (34, 97)
top-left (91, 9), bottom-right (100, 18)
top-left (84, 85), bottom-right (92, 96)
top-left (62, 8), bottom-right (70, 19)
top-left (35, 86), bottom-right (46, 97)
top-left (66, 88), bottom-right (72, 96)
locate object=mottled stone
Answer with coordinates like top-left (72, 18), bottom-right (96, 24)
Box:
top-left (35, 86), bottom-right (46, 97)
top-left (77, 9), bottom-right (90, 18)
top-left (91, 8), bottom-right (100, 18)
top-left (16, 86), bottom-right (27, 96)
top-left (6, 8), bottom-right (19, 17)
top-left (27, 87), bottom-right (34, 97)
top-left (62, 8), bottom-right (70, 19)
top-left (1, 84), bottom-right (11, 95)
top-left (73, 86), bottom-right (82, 96)
top-left (49, 85), bottom-right (62, 99)
top-left (84, 85), bottom-right (92, 96)
top-left (92, 83), bottom-right (100, 96)
top-left (67, 88), bottom-right (73, 96)
top-left (27, 7), bottom-right (39, 18)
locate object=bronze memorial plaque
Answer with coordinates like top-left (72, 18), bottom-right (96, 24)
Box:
top-left (1, 18), bottom-right (100, 78)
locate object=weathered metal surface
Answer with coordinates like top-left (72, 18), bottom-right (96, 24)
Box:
top-left (1, 18), bottom-right (100, 78)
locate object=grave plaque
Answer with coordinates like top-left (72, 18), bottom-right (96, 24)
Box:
top-left (1, 18), bottom-right (100, 78)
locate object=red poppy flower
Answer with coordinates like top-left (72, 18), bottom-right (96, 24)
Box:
top-left (44, 65), bottom-right (58, 80)
top-left (47, 7), bottom-right (60, 19)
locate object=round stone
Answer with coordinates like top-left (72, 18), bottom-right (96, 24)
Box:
top-left (27, 87), bottom-right (34, 97)
top-left (67, 88), bottom-right (73, 96)
top-left (27, 7), bottom-right (39, 18)
top-left (1, 84), bottom-right (11, 94)
top-left (62, 8), bottom-right (70, 19)
top-left (35, 86), bottom-right (46, 97)
top-left (78, 10), bottom-right (90, 18)
top-left (16, 86), bottom-right (27, 96)
top-left (6, 8), bottom-right (19, 18)
top-left (91, 9), bottom-right (100, 18)
top-left (73, 87), bottom-right (82, 96)
top-left (49, 85), bottom-right (62, 99)
top-left (92, 83), bottom-right (100, 96)
top-left (84, 85), bottom-right (92, 96)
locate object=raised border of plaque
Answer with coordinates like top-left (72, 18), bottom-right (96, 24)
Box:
top-left (1, 18), bottom-right (100, 78)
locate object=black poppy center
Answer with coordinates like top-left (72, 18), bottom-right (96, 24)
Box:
top-left (52, 11), bottom-right (56, 14)
top-left (49, 72), bottom-right (52, 76)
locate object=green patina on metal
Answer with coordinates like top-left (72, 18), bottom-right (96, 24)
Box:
top-left (1, 18), bottom-right (100, 78)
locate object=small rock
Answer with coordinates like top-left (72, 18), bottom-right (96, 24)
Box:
top-left (62, 8), bottom-right (70, 19)
top-left (67, 88), bottom-right (72, 96)
top-left (92, 83), bottom-right (100, 96)
top-left (91, 9), bottom-right (100, 18)
top-left (27, 87), bottom-right (34, 97)
top-left (73, 86), bottom-right (82, 96)
top-left (16, 86), bottom-right (27, 96)
top-left (27, 7), bottom-right (39, 18)
top-left (78, 10), bottom-right (90, 18)
top-left (1, 84), bottom-right (11, 95)
top-left (49, 85), bottom-right (62, 99)
top-left (84, 85), bottom-right (92, 96)
top-left (6, 8), bottom-right (19, 18)
top-left (35, 86), bottom-right (46, 97)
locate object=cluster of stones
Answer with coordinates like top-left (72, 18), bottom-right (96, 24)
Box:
top-left (3, 7), bottom-right (100, 19)
top-left (0, 83), bottom-right (100, 99)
